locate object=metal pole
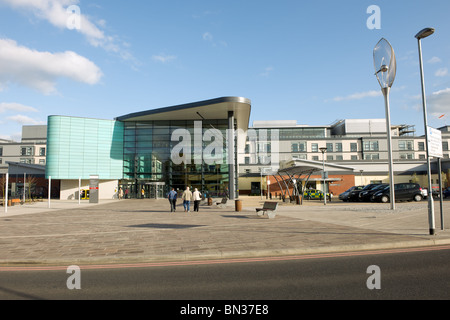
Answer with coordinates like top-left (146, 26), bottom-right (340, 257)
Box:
top-left (48, 176), bottom-right (51, 209)
top-left (418, 38), bottom-right (436, 235)
top-left (23, 172), bottom-right (26, 204)
top-left (382, 86), bottom-right (396, 210)
top-left (260, 169), bottom-right (263, 200)
top-left (5, 173), bottom-right (8, 214)
top-left (322, 154), bottom-right (327, 206)
top-left (79, 177), bottom-right (81, 205)
top-left (438, 158), bottom-right (444, 230)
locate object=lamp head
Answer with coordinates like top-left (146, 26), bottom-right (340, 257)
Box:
top-left (415, 27), bottom-right (435, 40)
top-left (373, 38), bottom-right (396, 89)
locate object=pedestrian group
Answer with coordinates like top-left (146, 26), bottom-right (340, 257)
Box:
top-left (168, 187), bottom-right (202, 212)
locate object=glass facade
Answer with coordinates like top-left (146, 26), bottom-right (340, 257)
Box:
top-left (46, 116), bottom-right (124, 180)
top-left (121, 119), bottom-right (231, 198)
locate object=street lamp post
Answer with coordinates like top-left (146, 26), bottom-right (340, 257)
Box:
top-left (416, 27), bottom-right (436, 236)
top-left (319, 147), bottom-right (327, 205)
top-left (374, 38), bottom-right (397, 210)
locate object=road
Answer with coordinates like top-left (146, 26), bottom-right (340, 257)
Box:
top-left (0, 246), bottom-right (449, 304)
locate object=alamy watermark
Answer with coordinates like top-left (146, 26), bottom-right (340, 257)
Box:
top-left (367, 5), bottom-right (381, 30)
top-left (66, 5), bottom-right (81, 31)
top-left (66, 265), bottom-right (81, 290)
top-left (366, 265), bottom-right (381, 290)
top-left (170, 121), bottom-right (279, 167)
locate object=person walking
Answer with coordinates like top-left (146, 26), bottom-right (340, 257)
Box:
top-left (118, 188), bottom-right (123, 200)
top-left (182, 187), bottom-right (193, 212)
top-left (168, 188), bottom-right (177, 212)
top-left (193, 188), bottom-right (201, 212)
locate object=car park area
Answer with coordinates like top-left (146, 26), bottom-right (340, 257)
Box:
top-left (338, 183), bottom-right (450, 203)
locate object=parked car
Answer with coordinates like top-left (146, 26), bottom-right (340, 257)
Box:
top-left (444, 188), bottom-right (450, 198)
top-left (304, 189), bottom-right (330, 200)
top-left (359, 184), bottom-right (388, 202)
top-left (372, 183), bottom-right (423, 203)
top-left (421, 188), bottom-right (442, 199)
top-left (339, 186), bottom-right (364, 201)
top-left (347, 184), bottom-right (382, 201)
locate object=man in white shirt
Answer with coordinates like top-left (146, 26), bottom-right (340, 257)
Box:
top-left (192, 188), bottom-right (202, 212)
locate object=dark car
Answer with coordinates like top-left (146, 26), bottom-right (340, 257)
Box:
top-left (359, 184), bottom-right (388, 202)
top-left (372, 183), bottom-right (423, 203)
top-left (444, 188), bottom-right (450, 198)
top-left (339, 186), bottom-right (364, 201)
top-left (347, 184), bottom-right (382, 202)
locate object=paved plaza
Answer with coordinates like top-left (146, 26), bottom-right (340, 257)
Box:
top-left (0, 197), bottom-right (449, 266)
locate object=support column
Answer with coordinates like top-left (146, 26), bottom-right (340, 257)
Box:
top-left (228, 111), bottom-right (235, 200)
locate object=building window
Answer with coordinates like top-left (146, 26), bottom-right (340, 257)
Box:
top-left (311, 143), bottom-right (318, 152)
top-left (312, 156), bottom-right (319, 161)
top-left (351, 155), bottom-right (358, 160)
top-left (336, 155), bottom-right (343, 160)
top-left (399, 140), bottom-right (414, 151)
top-left (400, 153), bottom-right (414, 160)
top-left (335, 143), bottom-right (343, 152)
top-left (21, 147), bottom-right (34, 156)
top-left (364, 154), bottom-right (380, 160)
top-left (443, 141), bottom-right (449, 151)
top-left (363, 141), bottom-right (379, 151)
top-left (418, 142), bottom-right (425, 151)
top-left (245, 157), bottom-right (250, 164)
top-left (292, 154), bottom-right (307, 160)
top-left (39, 147), bottom-right (46, 156)
top-left (0, 147), bottom-right (2, 156)
top-left (39, 159), bottom-right (46, 165)
top-left (291, 143), bottom-right (299, 152)
top-left (326, 143), bottom-right (333, 152)
top-left (350, 143), bottom-right (358, 152)
top-left (299, 142), bottom-right (306, 152)
top-left (419, 154), bottom-right (426, 160)
top-left (20, 158), bottom-right (34, 164)
top-left (327, 155), bottom-right (333, 161)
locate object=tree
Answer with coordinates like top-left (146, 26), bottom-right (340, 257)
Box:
top-left (26, 175), bottom-right (38, 201)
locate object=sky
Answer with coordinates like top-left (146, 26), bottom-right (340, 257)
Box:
top-left (0, 0), bottom-right (450, 141)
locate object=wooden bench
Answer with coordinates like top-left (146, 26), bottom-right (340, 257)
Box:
top-left (216, 198), bottom-right (228, 208)
top-left (256, 202), bottom-right (278, 219)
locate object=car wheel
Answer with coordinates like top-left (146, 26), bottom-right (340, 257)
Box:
top-left (381, 195), bottom-right (389, 203)
top-left (414, 194), bottom-right (423, 202)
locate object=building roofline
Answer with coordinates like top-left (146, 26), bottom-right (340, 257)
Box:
top-left (115, 96), bottom-right (251, 121)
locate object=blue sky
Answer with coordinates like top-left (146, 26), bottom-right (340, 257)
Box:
top-left (0, 0), bottom-right (450, 140)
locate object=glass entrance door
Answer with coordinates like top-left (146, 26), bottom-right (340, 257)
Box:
top-left (147, 182), bottom-right (166, 199)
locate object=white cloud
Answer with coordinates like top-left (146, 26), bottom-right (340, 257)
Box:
top-left (0, 102), bottom-right (38, 113)
top-left (203, 32), bottom-right (213, 41)
top-left (331, 90), bottom-right (382, 102)
top-left (152, 54), bottom-right (177, 63)
top-left (0, 0), bottom-right (136, 64)
top-left (0, 0), bottom-right (103, 44)
top-left (428, 56), bottom-right (442, 64)
top-left (427, 87), bottom-right (450, 115)
top-left (6, 114), bottom-right (45, 125)
top-left (435, 68), bottom-right (448, 77)
top-left (260, 66), bottom-right (274, 77)
top-left (0, 38), bottom-right (102, 94)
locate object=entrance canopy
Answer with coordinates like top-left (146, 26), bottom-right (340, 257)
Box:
top-left (116, 96), bottom-right (251, 150)
top-left (274, 160), bottom-right (355, 204)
